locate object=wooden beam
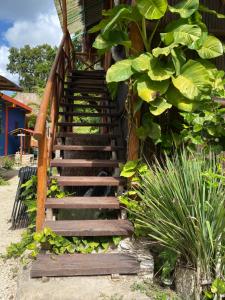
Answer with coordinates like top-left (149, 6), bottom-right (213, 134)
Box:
top-left (62, 0), bottom-right (68, 34)
top-left (36, 130), bottom-right (48, 231)
top-left (127, 0), bottom-right (144, 161)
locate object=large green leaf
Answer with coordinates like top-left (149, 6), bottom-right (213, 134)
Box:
top-left (197, 35), bottom-right (223, 59)
top-left (148, 57), bottom-right (175, 81)
top-left (132, 53), bottom-right (151, 72)
top-left (106, 59), bottom-right (134, 83)
top-left (137, 75), bottom-right (169, 102)
top-left (171, 48), bottom-right (186, 76)
top-left (149, 98), bottom-right (172, 116)
top-left (161, 24), bottom-right (202, 48)
top-left (93, 31), bottom-right (131, 51)
top-left (168, 0), bottom-right (199, 18)
top-left (152, 44), bottom-right (178, 57)
top-left (173, 24), bottom-right (202, 47)
top-left (136, 0), bottom-right (168, 20)
top-left (102, 7), bottom-right (132, 36)
top-left (166, 86), bottom-right (200, 112)
top-left (172, 60), bottom-right (211, 100)
top-left (93, 34), bottom-right (111, 50)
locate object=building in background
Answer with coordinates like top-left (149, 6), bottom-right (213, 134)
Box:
top-left (0, 75), bottom-right (32, 156)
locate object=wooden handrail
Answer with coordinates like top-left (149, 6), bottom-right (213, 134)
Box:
top-left (35, 30), bottom-right (75, 232)
top-left (34, 33), bottom-right (67, 140)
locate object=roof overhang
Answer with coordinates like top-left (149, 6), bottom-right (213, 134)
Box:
top-left (10, 128), bottom-right (34, 136)
top-left (0, 75), bottom-right (22, 92)
top-left (0, 93), bottom-right (32, 113)
top-left (54, 0), bottom-right (104, 34)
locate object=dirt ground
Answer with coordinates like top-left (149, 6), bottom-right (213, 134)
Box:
top-left (0, 173), bottom-right (24, 300)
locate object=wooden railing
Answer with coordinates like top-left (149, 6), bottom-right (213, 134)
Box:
top-left (34, 31), bottom-right (75, 231)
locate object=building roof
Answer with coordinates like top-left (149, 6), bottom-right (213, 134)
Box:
top-left (9, 128), bottom-right (34, 136)
top-left (54, 0), bottom-right (103, 34)
top-left (0, 75), bottom-right (22, 92)
top-left (0, 93), bottom-right (32, 113)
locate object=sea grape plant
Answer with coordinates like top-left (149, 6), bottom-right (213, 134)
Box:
top-left (90, 0), bottom-right (225, 147)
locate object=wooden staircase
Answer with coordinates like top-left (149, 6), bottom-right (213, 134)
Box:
top-left (32, 51), bottom-right (139, 277)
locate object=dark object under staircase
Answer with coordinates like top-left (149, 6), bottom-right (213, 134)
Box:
top-left (31, 64), bottom-right (139, 277)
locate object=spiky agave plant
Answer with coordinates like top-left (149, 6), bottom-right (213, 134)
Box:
top-left (130, 150), bottom-right (225, 282)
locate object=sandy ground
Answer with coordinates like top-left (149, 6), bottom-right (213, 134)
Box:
top-left (0, 174), bottom-right (24, 300)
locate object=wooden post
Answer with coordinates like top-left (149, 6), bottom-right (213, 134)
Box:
top-left (36, 129), bottom-right (48, 232)
top-left (4, 105), bottom-right (8, 156)
top-left (127, 0), bottom-right (144, 161)
top-left (20, 135), bottom-right (23, 163)
top-left (62, 0), bottom-right (68, 34)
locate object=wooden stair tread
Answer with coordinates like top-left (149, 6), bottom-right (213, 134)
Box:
top-left (50, 159), bottom-right (121, 168)
top-left (43, 219), bottom-right (133, 236)
top-left (31, 253), bottom-right (139, 278)
top-left (59, 103), bottom-right (115, 109)
top-left (57, 122), bottom-right (117, 127)
top-left (51, 176), bottom-right (125, 186)
top-left (56, 133), bottom-right (119, 138)
top-left (65, 87), bottom-right (107, 93)
top-left (45, 196), bottom-right (120, 209)
top-left (53, 145), bottom-right (123, 151)
top-left (65, 96), bottom-right (110, 101)
top-left (58, 112), bottom-right (119, 117)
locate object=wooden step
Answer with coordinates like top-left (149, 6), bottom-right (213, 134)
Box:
top-left (43, 219), bottom-right (133, 236)
top-left (50, 159), bottom-right (121, 168)
top-left (58, 112), bottom-right (119, 117)
top-left (56, 133), bottom-right (119, 139)
top-left (65, 87), bottom-right (107, 93)
top-left (65, 95), bottom-right (110, 101)
top-left (51, 176), bottom-right (125, 187)
top-left (45, 196), bottom-right (120, 209)
top-left (71, 70), bottom-right (105, 77)
top-left (53, 145), bottom-right (123, 152)
top-left (57, 122), bottom-right (117, 127)
top-left (66, 79), bottom-right (105, 85)
top-left (31, 253), bottom-right (139, 278)
top-left (59, 103), bottom-right (116, 109)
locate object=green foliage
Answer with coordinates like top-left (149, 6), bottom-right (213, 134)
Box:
top-left (204, 278), bottom-right (225, 299)
top-left (91, 2), bottom-right (225, 149)
top-left (180, 104), bottom-right (225, 151)
top-left (123, 150), bottom-right (225, 280)
top-left (0, 176), bottom-right (8, 186)
top-left (7, 44), bottom-right (57, 92)
top-left (47, 178), bottom-right (67, 199)
top-left (6, 226), bottom-right (122, 261)
top-left (1, 157), bottom-right (15, 170)
top-left (5, 229), bottom-right (35, 261)
top-left (131, 280), bottom-right (180, 300)
top-left (21, 175), bottom-right (38, 224)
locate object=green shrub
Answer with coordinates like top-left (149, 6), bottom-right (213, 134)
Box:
top-left (122, 151), bottom-right (225, 282)
top-left (0, 176), bottom-right (8, 186)
top-left (2, 157), bottom-right (15, 170)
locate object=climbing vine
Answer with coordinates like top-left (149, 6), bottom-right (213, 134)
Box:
top-left (90, 0), bottom-right (225, 151)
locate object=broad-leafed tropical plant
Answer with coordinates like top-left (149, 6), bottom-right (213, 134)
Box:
top-left (90, 1), bottom-right (225, 147)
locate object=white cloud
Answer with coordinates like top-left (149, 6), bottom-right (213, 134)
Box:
top-left (5, 14), bottom-right (62, 48)
top-left (0, 46), bottom-right (19, 83)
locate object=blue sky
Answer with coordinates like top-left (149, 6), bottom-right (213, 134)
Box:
top-left (0, 0), bottom-right (62, 84)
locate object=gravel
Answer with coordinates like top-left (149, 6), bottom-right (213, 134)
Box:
top-left (0, 174), bottom-right (24, 300)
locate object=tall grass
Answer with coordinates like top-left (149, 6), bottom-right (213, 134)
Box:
top-left (131, 151), bottom-right (225, 280)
